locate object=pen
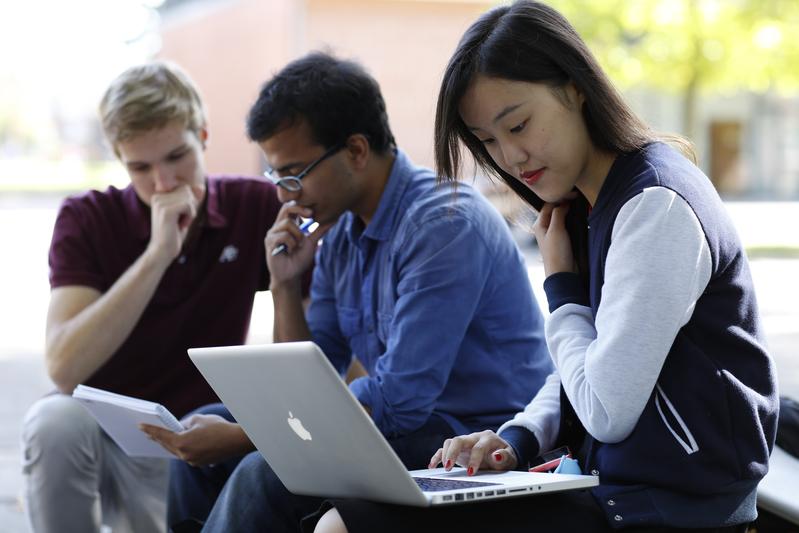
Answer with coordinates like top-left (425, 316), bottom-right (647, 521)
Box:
top-left (271, 218), bottom-right (318, 256)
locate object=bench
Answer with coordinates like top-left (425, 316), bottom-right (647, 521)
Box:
top-left (758, 445), bottom-right (799, 524)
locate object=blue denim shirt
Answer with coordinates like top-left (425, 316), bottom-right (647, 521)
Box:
top-left (307, 150), bottom-right (552, 438)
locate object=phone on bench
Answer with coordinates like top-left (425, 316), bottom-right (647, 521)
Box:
top-left (528, 445), bottom-right (572, 473)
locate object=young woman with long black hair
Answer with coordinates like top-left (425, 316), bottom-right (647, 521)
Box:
top-left (309, 2), bottom-right (778, 531)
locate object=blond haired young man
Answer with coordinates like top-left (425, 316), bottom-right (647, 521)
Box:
top-left (21, 61), bottom-right (280, 533)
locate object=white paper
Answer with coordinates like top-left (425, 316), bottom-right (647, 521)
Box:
top-left (72, 385), bottom-right (185, 458)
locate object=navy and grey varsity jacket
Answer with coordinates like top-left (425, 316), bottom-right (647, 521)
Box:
top-left (500, 142), bottom-right (778, 528)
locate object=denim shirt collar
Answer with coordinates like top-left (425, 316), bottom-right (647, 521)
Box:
top-left (344, 149), bottom-right (414, 246)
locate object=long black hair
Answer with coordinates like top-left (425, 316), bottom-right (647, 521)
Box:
top-left (434, 1), bottom-right (683, 278)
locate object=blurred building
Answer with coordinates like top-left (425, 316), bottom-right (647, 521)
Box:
top-left (627, 88), bottom-right (799, 200)
top-left (157, 0), bottom-right (493, 177)
top-left (157, 0), bottom-right (799, 200)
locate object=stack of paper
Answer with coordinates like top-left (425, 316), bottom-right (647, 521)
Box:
top-left (73, 385), bottom-right (185, 458)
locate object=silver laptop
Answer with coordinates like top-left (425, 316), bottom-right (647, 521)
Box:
top-left (188, 341), bottom-right (597, 506)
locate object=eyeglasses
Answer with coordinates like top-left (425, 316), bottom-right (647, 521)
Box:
top-left (263, 142), bottom-right (344, 192)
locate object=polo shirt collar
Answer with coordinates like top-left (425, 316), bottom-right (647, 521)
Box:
top-left (123, 177), bottom-right (227, 242)
top-left (204, 177), bottom-right (228, 229)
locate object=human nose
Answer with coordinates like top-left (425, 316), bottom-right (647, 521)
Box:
top-left (498, 139), bottom-right (528, 170)
top-left (152, 164), bottom-right (179, 193)
top-left (276, 185), bottom-right (300, 204)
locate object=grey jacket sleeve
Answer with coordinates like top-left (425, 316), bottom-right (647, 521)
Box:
top-left (498, 370), bottom-right (561, 454)
top-left (546, 186), bottom-right (712, 443)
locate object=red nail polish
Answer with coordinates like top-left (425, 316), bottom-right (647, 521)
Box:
top-left (445, 459), bottom-right (452, 469)
top-left (494, 452), bottom-right (502, 462)
top-left (467, 466), bottom-right (474, 476)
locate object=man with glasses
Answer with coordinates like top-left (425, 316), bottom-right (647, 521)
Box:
top-left (265, 141), bottom-right (345, 193)
top-left (163, 52), bottom-right (555, 532)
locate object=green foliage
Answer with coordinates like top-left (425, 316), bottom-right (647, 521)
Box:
top-left (546, 0), bottom-right (799, 94)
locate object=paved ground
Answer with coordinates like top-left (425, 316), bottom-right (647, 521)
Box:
top-left (0, 195), bottom-right (796, 532)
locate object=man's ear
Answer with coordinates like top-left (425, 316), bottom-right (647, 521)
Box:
top-left (344, 133), bottom-right (370, 170)
top-left (198, 127), bottom-right (209, 149)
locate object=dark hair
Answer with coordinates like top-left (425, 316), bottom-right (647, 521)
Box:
top-left (434, 0), bottom-right (684, 278)
top-left (247, 52), bottom-right (395, 153)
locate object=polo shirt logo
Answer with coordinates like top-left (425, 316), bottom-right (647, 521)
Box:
top-left (219, 245), bottom-right (239, 263)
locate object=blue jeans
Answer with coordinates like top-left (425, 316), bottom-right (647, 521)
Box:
top-left (200, 414), bottom-right (456, 533)
top-left (167, 403), bottom-right (243, 530)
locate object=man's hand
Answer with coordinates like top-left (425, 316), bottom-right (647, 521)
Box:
top-left (140, 414), bottom-right (252, 467)
top-left (147, 184), bottom-right (201, 262)
top-left (428, 430), bottom-right (518, 476)
top-left (265, 202), bottom-right (331, 289)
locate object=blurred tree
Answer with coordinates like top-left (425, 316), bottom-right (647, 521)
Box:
top-left (548, 0), bottom-right (799, 141)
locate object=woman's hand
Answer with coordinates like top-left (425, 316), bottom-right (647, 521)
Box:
top-left (532, 201), bottom-right (575, 277)
top-left (428, 430), bottom-right (518, 476)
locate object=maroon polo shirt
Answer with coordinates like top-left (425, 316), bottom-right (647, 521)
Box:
top-left (49, 176), bottom-right (281, 417)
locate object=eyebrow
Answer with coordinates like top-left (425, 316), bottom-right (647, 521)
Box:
top-left (167, 144), bottom-right (189, 156)
top-left (493, 103), bottom-right (523, 124)
top-left (466, 103), bottom-right (524, 132)
top-left (273, 160), bottom-right (305, 175)
top-left (125, 144), bottom-right (190, 167)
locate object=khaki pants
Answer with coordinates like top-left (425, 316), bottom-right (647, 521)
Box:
top-left (21, 394), bottom-right (168, 533)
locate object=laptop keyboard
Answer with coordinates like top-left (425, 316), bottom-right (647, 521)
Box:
top-left (413, 476), bottom-right (501, 492)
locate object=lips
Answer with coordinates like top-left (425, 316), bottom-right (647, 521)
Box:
top-left (521, 168), bottom-right (545, 186)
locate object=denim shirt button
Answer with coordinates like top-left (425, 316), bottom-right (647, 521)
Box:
top-left (591, 469), bottom-right (599, 476)
top-left (614, 515), bottom-right (623, 522)
top-left (607, 499), bottom-right (615, 506)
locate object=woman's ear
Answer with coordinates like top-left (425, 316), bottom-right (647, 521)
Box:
top-left (551, 83), bottom-right (583, 111)
top-left (569, 82), bottom-right (585, 109)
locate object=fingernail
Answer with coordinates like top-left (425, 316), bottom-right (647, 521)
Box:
top-left (445, 459), bottom-right (452, 469)
top-left (467, 466), bottom-right (474, 476)
top-left (494, 452), bottom-right (502, 462)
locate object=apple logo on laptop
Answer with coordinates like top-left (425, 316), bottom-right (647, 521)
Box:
top-left (287, 411), bottom-right (312, 441)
